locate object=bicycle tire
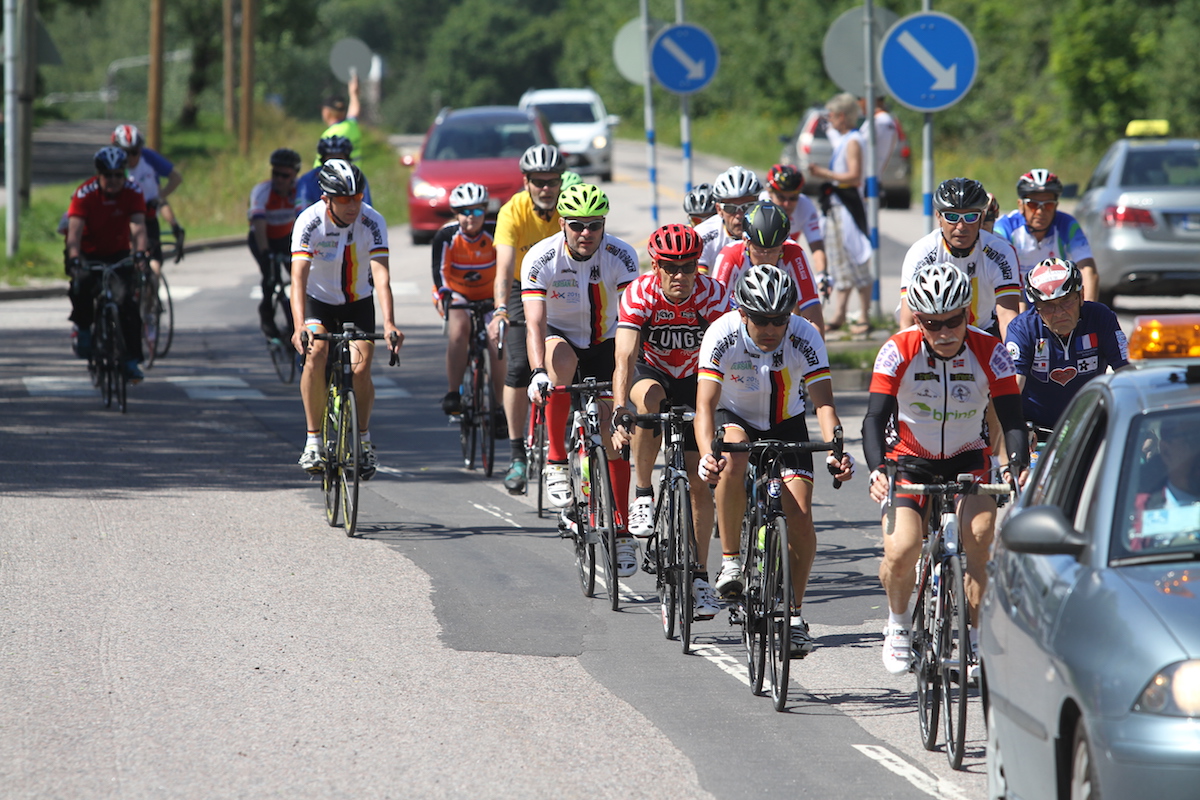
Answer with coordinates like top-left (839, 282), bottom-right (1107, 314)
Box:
top-left (531, 408), bottom-right (546, 516)
top-left (476, 354), bottom-right (495, 477)
top-left (590, 446), bottom-right (619, 611)
top-left (655, 489), bottom-right (677, 640)
top-left (568, 434), bottom-right (595, 597)
top-left (459, 376), bottom-right (476, 470)
top-left (103, 303), bottom-right (124, 409)
top-left (914, 552), bottom-right (941, 751)
top-left (322, 386), bottom-right (342, 527)
top-left (941, 553), bottom-right (970, 769)
top-left (340, 390), bottom-right (361, 537)
top-left (269, 290), bottom-right (296, 383)
top-left (742, 509), bottom-right (767, 696)
top-left (155, 272), bottom-right (174, 358)
top-left (674, 476), bottom-right (694, 654)
top-left (141, 273), bottom-right (160, 369)
top-left (766, 516), bottom-right (792, 711)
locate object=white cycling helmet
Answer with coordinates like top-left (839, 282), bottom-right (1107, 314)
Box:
top-left (449, 182), bottom-right (489, 209)
top-left (519, 144), bottom-right (565, 174)
top-left (713, 166), bottom-right (763, 200)
top-left (906, 263), bottom-right (973, 316)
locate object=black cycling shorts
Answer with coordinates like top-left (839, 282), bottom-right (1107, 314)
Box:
top-left (715, 409), bottom-right (813, 480)
top-left (146, 216), bottom-right (163, 263)
top-left (546, 329), bottom-right (616, 382)
top-left (303, 295), bottom-right (376, 334)
top-left (504, 322), bottom-right (531, 389)
top-left (631, 362), bottom-right (699, 450)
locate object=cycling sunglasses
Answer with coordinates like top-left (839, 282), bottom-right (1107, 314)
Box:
top-left (745, 312), bottom-right (790, 327)
top-left (915, 311), bottom-right (966, 331)
top-left (1022, 198), bottom-right (1058, 211)
top-left (455, 207), bottom-right (486, 217)
top-left (721, 202), bottom-right (753, 216)
top-left (658, 259), bottom-right (698, 275)
top-left (528, 177), bottom-right (562, 189)
top-left (940, 211), bottom-right (982, 224)
top-left (566, 219), bottom-right (605, 233)
top-left (328, 192), bottom-right (364, 204)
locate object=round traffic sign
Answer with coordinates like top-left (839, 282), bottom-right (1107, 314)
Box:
top-left (613, 17), bottom-right (667, 85)
top-left (329, 37), bottom-right (372, 83)
top-left (650, 24), bottom-right (719, 95)
top-left (822, 5), bottom-right (899, 98)
top-left (879, 12), bottom-right (977, 112)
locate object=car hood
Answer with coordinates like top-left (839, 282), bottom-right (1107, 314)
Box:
top-left (1119, 565), bottom-right (1200, 658)
top-left (549, 122), bottom-right (604, 147)
top-left (414, 158), bottom-right (524, 197)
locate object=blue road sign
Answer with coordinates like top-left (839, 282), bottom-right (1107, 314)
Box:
top-left (879, 12), bottom-right (977, 112)
top-left (651, 24), bottom-right (719, 95)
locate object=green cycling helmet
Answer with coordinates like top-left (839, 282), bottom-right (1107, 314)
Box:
top-left (560, 170), bottom-right (583, 190)
top-left (557, 183), bottom-right (609, 217)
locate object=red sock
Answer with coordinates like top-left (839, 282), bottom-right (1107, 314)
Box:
top-left (546, 392), bottom-right (571, 462)
top-left (608, 457), bottom-right (630, 529)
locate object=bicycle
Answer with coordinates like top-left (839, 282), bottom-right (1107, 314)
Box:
top-left (140, 225), bottom-right (182, 366)
top-left (714, 425), bottom-right (843, 712)
top-left (552, 378), bottom-right (621, 609)
top-left (885, 465), bottom-right (1012, 769)
top-left (82, 256), bottom-right (137, 413)
top-left (303, 324), bottom-right (400, 538)
top-left (625, 406), bottom-right (699, 653)
top-left (526, 399), bottom-right (547, 514)
top-left (264, 252), bottom-right (297, 383)
top-left (443, 296), bottom-right (497, 476)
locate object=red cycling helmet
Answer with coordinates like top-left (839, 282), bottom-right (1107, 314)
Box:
top-left (647, 224), bottom-right (702, 262)
top-left (766, 163), bottom-right (804, 193)
top-left (1026, 258), bottom-right (1083, 302)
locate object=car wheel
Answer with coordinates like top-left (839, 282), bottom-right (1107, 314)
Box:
top-left (985, 705), bottom-right (1008, 800)
top-left (1070, 721), bottom-right (1102, 800)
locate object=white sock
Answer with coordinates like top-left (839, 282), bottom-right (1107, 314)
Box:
top-left (305, 433), bottom-right (319, 448)
top-left (969, 627), bottom-right (979, 650)
top-left (360, 430), bottom-right (371, 444)
top-left (888, 610), bottom-right (908, 630)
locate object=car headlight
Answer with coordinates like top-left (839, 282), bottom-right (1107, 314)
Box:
top-left (411, 179), bottom-right (446, 201)
top-left (592, 135), bottom-right (608, 150)
top-left (1134, 660), bottom-right (1200, 717)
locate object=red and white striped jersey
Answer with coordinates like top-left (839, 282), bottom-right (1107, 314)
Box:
top-left (710, 241), bottom-right (820, 314)
top-left (617, 272), bottom-right (730, 378)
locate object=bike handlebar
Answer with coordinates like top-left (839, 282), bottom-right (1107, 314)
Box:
top-left (712, 424), bottom-right (845, 489)
top-left (300, 324), bottom-right (402, 367)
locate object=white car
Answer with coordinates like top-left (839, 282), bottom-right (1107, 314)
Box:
top-left (518, 88), bottom-right (619, 182)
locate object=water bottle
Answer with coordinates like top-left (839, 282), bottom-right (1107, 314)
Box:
top-left (580, 452), bottom-right (591, 498)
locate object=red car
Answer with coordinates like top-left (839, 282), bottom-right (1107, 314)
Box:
top-left (404, 106), bottom-right (556, 244)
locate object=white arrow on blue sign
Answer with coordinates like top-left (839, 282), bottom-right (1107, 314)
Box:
top-left (878, 12), bottom-right (977, 113)
top-left (650, 23), bottom-right (719, 95)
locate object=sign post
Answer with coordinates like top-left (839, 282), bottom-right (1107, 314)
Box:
top-left (651, 22), bottom-right (718, 212)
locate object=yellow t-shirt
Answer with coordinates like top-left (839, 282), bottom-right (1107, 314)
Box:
top-left (495, 191), bottom-right (559, 258)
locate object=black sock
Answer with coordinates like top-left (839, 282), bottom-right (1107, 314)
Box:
top-left (635, 486), bottom-right (654, 498)
top-left (510, 438), bottom-right (526, 462)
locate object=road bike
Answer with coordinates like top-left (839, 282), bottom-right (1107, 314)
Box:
top-left (140, 225), bottom-right (182, 366)
top-left (553, 378), bottom-right (620, 609)
top-left (626, 406), bottom-right (700, 653)
top-left (715, 425), bottom-right (843, 712)
top-left (886, 465), bottom-right (1011, 768)
top-left (304, 324), bottom-right (399, 537)
top-left (264, 252), bottom-right (296, 383)
top-left (83, 256), bottom-right (137, 413)
top-left (443, 296), bottom-right (497, 475)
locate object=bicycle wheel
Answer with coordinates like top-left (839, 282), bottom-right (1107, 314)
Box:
top-left (155, 273), bottom-right (174, 358)
top-left (674, 476), bottom-right (695, 654)
top-left (913, 553), bottom-right (941, 751)
top-left (322, 385), bottom-right (342, 527)
top-left (103, 303), bottom-right (124, 409)
top-left (742, 510), bottom-right (767, 696)
top-left (269, 289), bottom-right (296, 383)
top-left (141, 273), bottom-right (160, 369)
top-left (654, 489), bottom-right (676, 640)
top-left (590, 446), bottom-right (619, 611)
top-left (941, 553), bottom-right (970, 769)
top-left (530, 408), bottom-right (547, 516)
top-left (97, 316), bottom-right (113, 408)
top-left (766, 516), bottom-right (793, 711)
top-left (567, 434), bottom-right (595, 597)
top-left (459, 376), bottom-right (477, 470)
top-left (475, 354), bottom-right (495, 477)
top-left (340, 390), bottom-right (361, 536)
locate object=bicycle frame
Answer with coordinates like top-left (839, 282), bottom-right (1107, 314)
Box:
top-left (83, 257), bottom-right (136, 412)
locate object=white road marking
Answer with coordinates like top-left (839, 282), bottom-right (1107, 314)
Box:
top-left (373, 375), bottom-right (411, 398)
top-left (170, 285), bottom-right (201, 301)
top-left (690, 642), bottom-right (752, 687)
top-left (23, 376), bottom-right (95, 396)
top-left (165, 375), bottom-right (265, 400)
top-left (852, 745), bottom-right (973, 800)
top-left (470, 502), bottom-right (522, 529)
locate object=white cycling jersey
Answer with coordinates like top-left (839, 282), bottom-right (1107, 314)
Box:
top-left (290, 202), bottom-right (389, 306)
top-left (757, 189), bottom-right (822, 246)
top-left (899, 229), bottom-right (1022, 332)
top-left (696, 214), bottom-right (736, 271)
top-left (521, 232), bottom-right (639, 349)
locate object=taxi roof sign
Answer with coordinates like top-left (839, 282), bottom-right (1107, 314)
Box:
top-left (1127, 314), bottom-right (1200, 361)
top-left (1126, 119), bottom-right (1170, 138)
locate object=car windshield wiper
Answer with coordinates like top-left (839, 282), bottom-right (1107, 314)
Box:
top-left (1111, 549), bottom-right (1200, 567)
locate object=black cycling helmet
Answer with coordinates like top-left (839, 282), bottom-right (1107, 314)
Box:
top-left (94, 146), bottom-right (128, 173)
top-left (269, 148), bottom-right (302, 172)
top-left (933, 177), bottom-right (989, 211)
top-left (1016, 168), bottom-right (1064, 198)
top-left (318, 159), bottom-right (366, 196)
top-left (317, 135), bottom-right (353, 161)
top-left (742, 201), bottom-right (791, 248)
top-left (766, 163), bottom-right (804, 193)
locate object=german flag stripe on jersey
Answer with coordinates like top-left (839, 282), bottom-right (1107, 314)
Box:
top-left (804, 367), bottom-right (832, 387)
top-left (522, 288), bottom-right (547, 301)
top-left (589, 282), bottom-right (605, 344)
top-left (698, 367), bottom-right (723, 382)
top-left (342, 240), bottom-right (363, 302)
top-left (769, 371), bottom-right (788, 427)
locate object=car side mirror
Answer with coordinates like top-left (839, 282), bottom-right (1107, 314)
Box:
top-left (1060, 183), bottom-right (1079, 199)
top-left (606, 115), bottom-right (621, 128)
top-left (1000, 505), bottom-right (1087, 557)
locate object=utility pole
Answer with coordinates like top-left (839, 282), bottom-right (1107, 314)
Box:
top-left (5, 0), bottom-right (19, 256)
top-left (238, 0), bottom-right (254, 155)
top-left (147, 0), bottom-right (164, 149)
top-left (223, 0), bottom-right (234, 133)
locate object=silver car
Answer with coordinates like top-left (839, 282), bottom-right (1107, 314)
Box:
top-left (982, 320), bottom-right (1200, 799)
top-left (778, 105), bottom-right (912, 209)
top-left (518, 88), bottom-right (619, 183)
top-left (1075, 134), bottom-right (1200, 306)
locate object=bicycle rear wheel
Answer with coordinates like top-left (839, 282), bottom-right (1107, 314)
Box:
top-left (914, 554), bottom-right (941, 751)
top-left (742, 510), bottom-right (767, 696)
top-left (674, 476), bottom-right (695, 654)
top-left (155, 273), bottom-right (174, 358)
top-left (589, 446), bottom-right (619, 611)
top-left (322, 386), bottom-right (342, 527)
top-left (941, 554), bottom-right (970, 769)
top-left (141, 273), bottom-right (160, 369)
top-left (340, 390), bottom-right (361, 537)
top-left (654, 489), bottom-right (677, 640)
top-left (766, 516), bottom-right (793, 711)
top-left (475, 354), bottom-right (495, 477)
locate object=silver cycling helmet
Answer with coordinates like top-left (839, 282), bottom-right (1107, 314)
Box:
top-left (713, 166), bottom-right (763, 200)
top-left (518, 144), bottom-right (565, 174)
top-left (906, 262), bottom-right (973, 316)
top-left (735, 264), bottom-right (798, 316)
top-left (684, 183), bottom-right (716, 217)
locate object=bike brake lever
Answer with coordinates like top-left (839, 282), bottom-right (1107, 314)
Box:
top-left (828, 424), bottom-right (844, 489)
top-left (388, 332), bottom-right (401, 367)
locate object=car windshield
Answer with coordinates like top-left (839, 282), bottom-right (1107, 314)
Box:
top-left (533, 103), bottom-right (598, 124)
top-left (425, 117), bottom-right (538, 161)
top-left (1117, 408), bottom-right (1200, 558)
top-left (1119, 146), bottom-right (1200, 187)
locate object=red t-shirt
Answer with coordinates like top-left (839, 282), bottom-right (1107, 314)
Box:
top-left (67, 177), bottom-right (147, 256)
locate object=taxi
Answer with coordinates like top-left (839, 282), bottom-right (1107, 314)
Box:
top-left (982, 314), bottom-right (1200, 799)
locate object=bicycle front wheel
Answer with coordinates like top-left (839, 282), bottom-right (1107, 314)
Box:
top-left (941, 554), bottom-right (970, 769)
top-left (766, 516), bottom-right (793, 711)
top-left (914, 554), bottom-right (941, 751)
top-left (155, 272), bottom-right (174, 358)
top-left (269, 289), bottom-right (296, 383)
top-left (674, 476), bottom-right (695, 654)
top-left (742, 510), bottom-right (767, 696)
top-left (589, 446), bottom-right (619, 611)
top-left (340, 390), bottom-right (361, 537)
top-left (459, 379), bottom-right (477, 470)
top-left (475, 354), bottom-right (495, 477)
top-left (322, 386), bottom-right (342, 527)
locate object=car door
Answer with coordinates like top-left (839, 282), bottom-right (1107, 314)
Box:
top-left (997, 392), bottom-right (1106, 799)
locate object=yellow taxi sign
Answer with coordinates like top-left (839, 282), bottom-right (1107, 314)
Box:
top-left (1126, 119), bottom-right (1170, 138)
top-left (1128, 314), bottom-right (1200, 360)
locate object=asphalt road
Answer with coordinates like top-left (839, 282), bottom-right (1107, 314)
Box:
top-left (14, 137), bottom-right (1184, 799)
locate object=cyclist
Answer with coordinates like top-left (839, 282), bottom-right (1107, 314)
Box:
top-left (694, 266), bottom-right (856, 655)
top-left (316, 72), bottom-right (362, 165)
top-left (863, 263), bottom-right (1027, 675)
top-left (488, 144), bottom-right (566, 494)
top-left (684, 183), bottom-right (716, 226)
top-left (898, 177), bottom-right (1022, 339)
top-left (994, 169), bottom-right (1099, 302)
top-left (111, 124), bottom-right (184, 281)
top-left (432, 182), bottom-right (502, 415)
top-left (759, 164), bottom-right (828, 295)
top-left (64, 146), bottom-right (150, 381)
top-left (291, 160), bottom-right (403, 477)
top-left (696, 166), bottom-right (762, 272)
top-left (249, 148), bottom-right (303, 341)
top-left (710, 200), bottom-right (825, 335)
top-left (1004, 258), bottom-right (1128, 436)
top-left (296, 135), bottom-right (374, 210)
top-left (522, 183), bottom-right (640, 575)
top-left (611, 224), bottom-right (730, 617)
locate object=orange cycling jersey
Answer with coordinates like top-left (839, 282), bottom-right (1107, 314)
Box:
top-left (430, 222), bottom-right (497, 303)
